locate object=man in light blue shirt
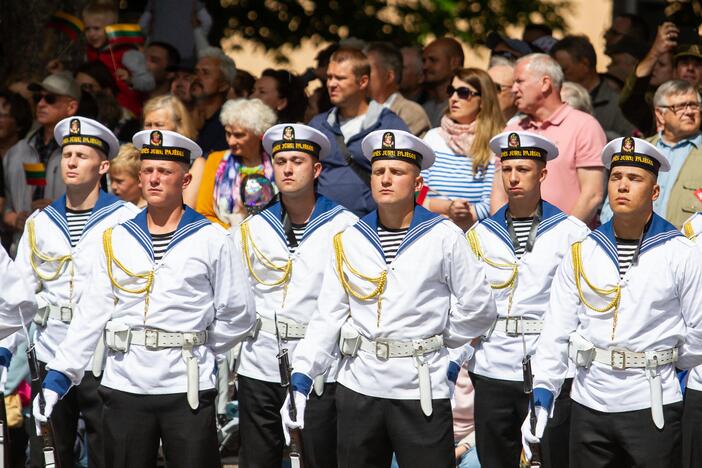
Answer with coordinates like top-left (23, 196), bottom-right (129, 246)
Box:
top-left (601, 79), bottom-right (701, 225)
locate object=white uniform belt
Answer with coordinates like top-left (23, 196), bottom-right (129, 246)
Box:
top-left (108, 328), bottom-right (207, 349)
top-left (590, 347), bottom-right (677, 370)
top-left (493, 317), bottom-right (543, 336)
top-left (568, 333), bottom-right (678, 430)
top-left (257, 315), bottom-right (307, 340)
top-left (34, 303), bottom-right (73, 326)
top-left (104, 321), bottom-right (206, 411)
top-left (357, 334), bottom-right (443, 360)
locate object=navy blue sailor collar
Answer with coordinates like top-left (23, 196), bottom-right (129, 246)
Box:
top-left (122, 205), bottom-right (210, 261)
top-left (353, 203), bottom-right (445, 261)
top-left (258, 194), bottom-right (346, 247)
top-left (589, 212), bottom-right (682, 268)
top-left (481, 199), bottom-right (568, 254)
top-left (44, 190), bottom-right (125, 246)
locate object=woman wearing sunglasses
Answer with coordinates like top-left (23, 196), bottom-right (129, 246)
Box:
top-left (422, 68), bottom-right (505, 231)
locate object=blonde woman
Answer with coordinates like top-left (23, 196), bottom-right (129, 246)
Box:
top-left (110, 143), bottom-right (146, 207)
top-left (422, 68), bottom-right (505, 230)
top-left (142, 94), bottom-right (203, 207)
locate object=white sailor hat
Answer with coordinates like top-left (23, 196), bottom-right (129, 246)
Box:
top-left (489, 131), bottom-right (558, 163)
top-left (601, 136), bottom-right (670, 175)
top-left (262, 123), bottom-right (331, 159)
top-left (132, 129), bottom-right (202, 164)
top-left (361, 129), bottom-right (435, 170)
top-left (54, 116), bottom-right (120, 159)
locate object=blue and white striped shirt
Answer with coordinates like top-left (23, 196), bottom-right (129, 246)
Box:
top-left (422, 128), bottom-right (495, 220)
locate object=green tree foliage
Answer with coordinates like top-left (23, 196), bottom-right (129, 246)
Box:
top-left (210, 0), bottom-right (570, 54)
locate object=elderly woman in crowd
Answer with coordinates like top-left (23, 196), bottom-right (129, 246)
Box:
top-left (195, 98), bottom-right (277, 228)
top-left (251, 68), bottom-right (308, 123)
top-left (422, 67), bottom-right (505, 230)
top-left (110, 143), bottom-right (146, 208)
top-left (560, 81), bottom-right (594, 114)
top-left (141, 94), bottom-right (201, 206)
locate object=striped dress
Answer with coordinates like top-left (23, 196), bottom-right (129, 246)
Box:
top-left (422, 128), bottom-right (495, 221)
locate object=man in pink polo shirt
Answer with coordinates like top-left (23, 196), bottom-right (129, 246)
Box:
top-left (490, 53), bottom-right (607, 224)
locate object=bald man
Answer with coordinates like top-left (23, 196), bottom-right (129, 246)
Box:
top-left (421, 37), bottom-right (464, 127)
top-left (488, 60), bottom-right (518, 123)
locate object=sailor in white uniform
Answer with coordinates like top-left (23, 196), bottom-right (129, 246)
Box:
top-left (465, 131), bottom-right (588, 468)
top-left (0, 116), bottom-right (138, 468)
top-left (0, 245), bottom-right (36, 346)
top-left (234, 123), bottom-right (357, 468)
top-left (681, 212), bottom-right (702, 468)
top-left (32, 129), bottom-right (256, 468)
top-left (281, 129), bottom-right (497, 468)
top-left (522, 137), bottom-right (702, 468)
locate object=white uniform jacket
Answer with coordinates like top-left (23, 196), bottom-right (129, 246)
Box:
top-left (47, 206), bottom-right (256, 395)
top-left (682, 212), bottom-right (702, 392)
top-left (0, 247), bottom-right (36, 352)
top-left (11, 191), bottom-right (139, 364)
top-left (533, 213), bottom-right (702, 413)
top-left (234, 196), bottom-right (357, 383)
top-left (468, 201), bottom-right (589, 381)
top-left (292, 204), bottom-right (497, 400)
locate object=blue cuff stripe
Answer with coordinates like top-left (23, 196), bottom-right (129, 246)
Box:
top-left (291, 372), bottom-right (313, 396)
top-left (447, 361), bottom-right (460, 383)
top-left (533, 387), bottom-right (554, 410)
top-left (0, 348), bottom-right (12, 368)
top-left (43, 370), bottom-right (72, 398)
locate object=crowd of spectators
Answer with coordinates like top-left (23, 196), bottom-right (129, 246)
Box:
top-left (3, 3), bottom-right (702, 465)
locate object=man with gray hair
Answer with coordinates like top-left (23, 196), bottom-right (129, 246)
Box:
top-left (192, 47), bottom-right (237, 156)
top-left (365, 42), bottom-right (431, 137)
top-left (601, 79), bottom-right (702, 228)
top-left (491, 53), bottom-right (607, 225)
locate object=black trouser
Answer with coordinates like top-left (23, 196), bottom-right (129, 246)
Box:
top-left (336, 384), bottom-right (454, 468)
top-left (29, 362), bottom-right (104, 468)
top-left (238, 375), bottom-right (337, 468)
top-left (683, 388), bottom-right (702, 468)
top-left (470, 372), bottom-right (571, 468)
top-left (570, 400), bottom-right (682, 468)
top-left (99, 386), bottom-right (220, 468)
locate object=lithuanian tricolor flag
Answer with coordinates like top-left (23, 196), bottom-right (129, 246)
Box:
top-left (23, 163), bottom-right (47, 187)
top-left (105, 24), bottom-right (145, 47)
top-left (415, 185), bottom-right (430, 205)
top-left (47, 11), bottom-right (84, 42)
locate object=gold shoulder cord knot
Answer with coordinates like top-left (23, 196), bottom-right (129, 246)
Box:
top-left (683, 221), bottom-right (696, 240)
top-left (240, 221), bottom-right (292, 287)
top-left (467, 230), bottom-right (518, 314)
top-left (103, 228), bottom-right (155, 321)
top-left (571, 241), bottom-right (621, 340)
top-left (333, 232), bottom-right (387, 327)
top-left (28, 219), bottom-right (75, 301)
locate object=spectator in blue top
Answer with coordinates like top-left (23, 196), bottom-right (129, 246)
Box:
top-left (422, 68), bottom-right (505, 231)
top-left (309, 47), bottom-right (408, 216)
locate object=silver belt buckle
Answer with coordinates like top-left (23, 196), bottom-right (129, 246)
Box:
top-left (375, 341), bottom-right (390, 360)
top-left (611, 349), bottom-right (627, 370)
top-left (59, 305), bottom-right (73, 322)
top-left (505, 317), bottom-right (521, 337)
top-left (144, 329), bottom-right (159, 349)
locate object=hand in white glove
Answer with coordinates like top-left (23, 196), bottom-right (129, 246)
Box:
top-left (32, 389), bottom-right (60, 436)
top-left (280, 390), bottom-right (307, 446)
top-left (520, 405), bottom-right (549, 461)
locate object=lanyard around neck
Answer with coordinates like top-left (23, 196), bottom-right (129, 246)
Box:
top-left (505, 203), bottom-right (542, 255)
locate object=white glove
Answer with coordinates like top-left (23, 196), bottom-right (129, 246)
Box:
top-left (280, 391), bottom-right (307, 446)
top-left (32, 389), bottom-right (60, 436)
top-left (520, 406), bottom-right (549, 461)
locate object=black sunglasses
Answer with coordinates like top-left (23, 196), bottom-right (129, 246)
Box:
top-left (33, 93), bottom-right (59, 105)
top-left (447, 85), bottom-right (480, 100)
